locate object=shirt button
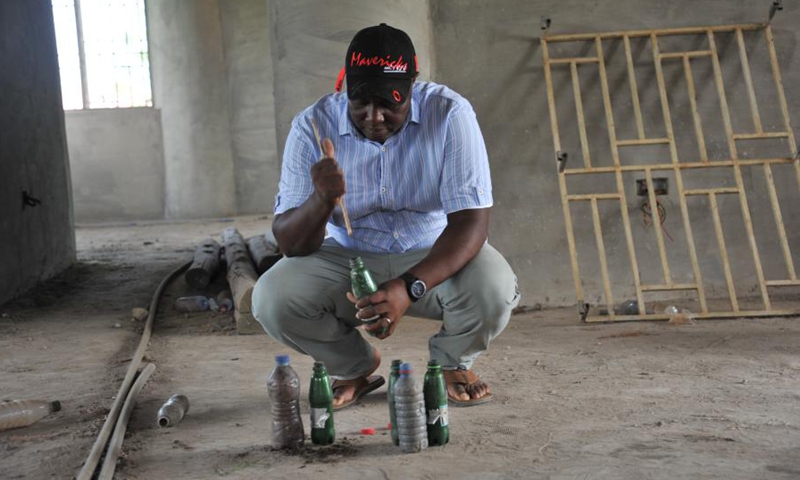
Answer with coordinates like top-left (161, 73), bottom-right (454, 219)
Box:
top-left (393, 232), bottom-right (399, 239)
top-left (478, 188), bottom-right (484, 194)
top-left (381, 187), bottom-right (387, 193)
top-left (381, 146), bottom-right (386, 152)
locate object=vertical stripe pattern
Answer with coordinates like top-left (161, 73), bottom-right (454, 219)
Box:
top-left (275, 82), bottom-right (493, 253)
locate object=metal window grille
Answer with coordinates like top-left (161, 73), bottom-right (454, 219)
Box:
top-left (542, 23), bottom-right (799, 322)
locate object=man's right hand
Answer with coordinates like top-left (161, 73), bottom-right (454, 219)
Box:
top-left (311, 138), bottom-right (345, 207)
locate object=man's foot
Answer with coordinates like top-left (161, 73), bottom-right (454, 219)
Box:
top-left (331, 349), bottom-right (384, 410)
top-left (443, 369), bottom-right (494, 407)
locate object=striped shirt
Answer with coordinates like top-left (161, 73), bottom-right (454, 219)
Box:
top-left (275, 81), bottom-right (493, 253)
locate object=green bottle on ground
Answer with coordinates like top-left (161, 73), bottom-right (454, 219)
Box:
top-left (387, 359), bottom-right (403, 446)
top-left (423, 359), bottom-right (450, 446)
top-left (309, 362), bottom-right (335, 445)
top-left (349, 257), bottom-right (379, 325)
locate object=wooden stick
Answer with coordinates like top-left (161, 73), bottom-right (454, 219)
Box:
top-left (311, 118), bottom-right (353, 236)
top-left (684, 187), bottom-right (739, 195)
top-left (659, 50), bottom-right (713, 59)
top-left (733, 132), bottom-right (789, 140)
top-left (641, 283), bottom-right (698, 291)
top-left (763, 163), bottom-right (797, 280)
top-left (616, 138), bottom-right (670, 146)
top-left (562, 157), bottom-right (797, 175)
top-left (645, 168), bottom-right (672, 284)
top-left (590, 198), bottom-right (615, 315)
top-left (549, 57), bottom-right (599, 64)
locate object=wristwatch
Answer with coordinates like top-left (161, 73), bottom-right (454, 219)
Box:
top-left (400, 272), bottom-right (427, 302)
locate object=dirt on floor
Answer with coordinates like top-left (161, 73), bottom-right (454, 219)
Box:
top-left (2, 216), bottom-right (800, 479)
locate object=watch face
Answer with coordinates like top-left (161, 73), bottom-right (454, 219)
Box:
top-left (410, 280), bottom-right (426, 299)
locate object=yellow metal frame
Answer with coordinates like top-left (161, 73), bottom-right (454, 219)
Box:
top-left (542, 23), bottom-right (800, 322)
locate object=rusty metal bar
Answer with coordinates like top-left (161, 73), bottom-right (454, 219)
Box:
top-left (623, 35), bottom-right (646, 140)
top-left (567, 193), bottom-right (622, 201)
top-left (660, 50), bottom-right (713, 59)
top-left (596, 35), bottom-right (646, 314)
top-left (549, 57), bottom-right (600, 64)
top-left (763, 163), bottom-right (797, 280)
top-left (591, 198), bottom-right (615, 315)
top-left (709, 193), bottom-right (740, 311)
top-left (641, 283), bottom-right (698, 291)
top-left (562, 157), bottom-right (798, 174)
top-left (543, 38), bottom-right (586, 307)
top-left (684, 56), bottom-right (709, 162)
top-left (544, 23), bottom-right (763, 42)
top-left (616, 138), bottom-right (670, 146)
top-left (684, 187), bottom-right (740, 195)
top-left (571, 62), bottom-right (593, 168)
top-left (736, 28), bottom-right (764, 133)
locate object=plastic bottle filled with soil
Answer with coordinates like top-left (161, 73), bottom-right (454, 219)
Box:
top-left (394, 362), bottom-right (428, 453)
top-left (0, 399), bottom-right (61, 431)
top-left (267, 354), bottom-right (304, 449)
top-left (387, 359), bottom-right (402, 446)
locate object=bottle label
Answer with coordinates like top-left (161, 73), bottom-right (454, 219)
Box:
top-left (311, 408), bottom-right (330, 429)
top-left (427, 404), bottom-right (449, 426)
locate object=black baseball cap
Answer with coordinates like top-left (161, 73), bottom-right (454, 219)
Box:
top-left (345, 24), bottom-right (418, 105)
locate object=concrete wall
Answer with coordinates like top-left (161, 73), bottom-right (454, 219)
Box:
top-left (431, 0), bottom-right (800, 306)
top-left (66, 108), bottom-right (165, 223)
top-left (0, 0), bottom-right (75, 305)
top-left (219, 0), bottom-right (280, 214)
top-left (147, 0), bottom-right (237, 219)
top-left (269, 0), bottom-right (434, 155)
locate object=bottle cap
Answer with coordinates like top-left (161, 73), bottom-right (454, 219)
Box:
top-left (399, 362), bottom-right (413, 374)
top-left (427, 359), bottom-right (441, 368)
top-left (313, 361), bottom-right (326, 371)
top-left (360, 427), bottom-right (376, 435)
top-left (275, 354), bottom-right (290, 366)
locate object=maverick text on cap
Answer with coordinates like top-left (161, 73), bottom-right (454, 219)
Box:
top-left (345, 23), bottom-right (418, 105)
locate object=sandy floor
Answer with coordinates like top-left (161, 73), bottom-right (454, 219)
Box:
top-left (2, 216), bottom-right (800, 479)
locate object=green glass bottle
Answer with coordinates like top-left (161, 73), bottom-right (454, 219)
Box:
top-left (387, 359), bottom-right (403, 446)
top-left (349, 257), bottom-right (379, 325)
top-left (309, 362), bottom-right (335, 445)
top-left (423, 360), bottom-right (449, 446)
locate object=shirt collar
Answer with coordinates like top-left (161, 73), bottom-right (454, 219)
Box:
top-left (337, 91), bottom-right (420, 137)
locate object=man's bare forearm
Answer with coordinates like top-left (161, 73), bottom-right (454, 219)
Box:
top-left (405, 208), bottom-right (489, 289)
top-left (272, 194), bottom-right (334, 256)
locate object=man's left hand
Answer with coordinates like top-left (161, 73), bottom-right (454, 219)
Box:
top-left (346, 278), bottom-right (410, 340)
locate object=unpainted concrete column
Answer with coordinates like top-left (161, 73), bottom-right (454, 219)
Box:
top-left (269, 0), bottom-right (434, 157)
top-left (147, 0), bottom-right (237, 219)
top-left (0, 0), bottom-right (76, 305)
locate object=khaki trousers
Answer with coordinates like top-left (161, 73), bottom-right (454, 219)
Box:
top-left (252, 239), bottom-right (520, 379)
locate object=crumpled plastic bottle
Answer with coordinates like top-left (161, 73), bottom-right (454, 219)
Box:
top-left (665, 306), bottom-right (695, 325)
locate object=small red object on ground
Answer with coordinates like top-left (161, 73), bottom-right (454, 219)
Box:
top-left (360, 427), bottom-right (376, 435)
top-left (387, 422), bottom-right (392, 430)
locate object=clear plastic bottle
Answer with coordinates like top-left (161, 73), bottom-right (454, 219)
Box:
top-left (387, 359), bottom-right (402, 446)
top-left (394, 362), bottom-right (428, 453)
top-left (174, 296), bottom-right (209, 313)
top-left (0, 399), bottom-right (61, 431)
top-left (267, 354), bottom-right (304, 449)
top-left (157, 394), bottom-right (190, 428)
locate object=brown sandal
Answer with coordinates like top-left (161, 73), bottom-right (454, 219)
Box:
top-left (331, 349), bottom-right (384, 411)
top-left (443, 369), bottom-right (494, 407)
top-left (331, 375), bottom-right (385, 411)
